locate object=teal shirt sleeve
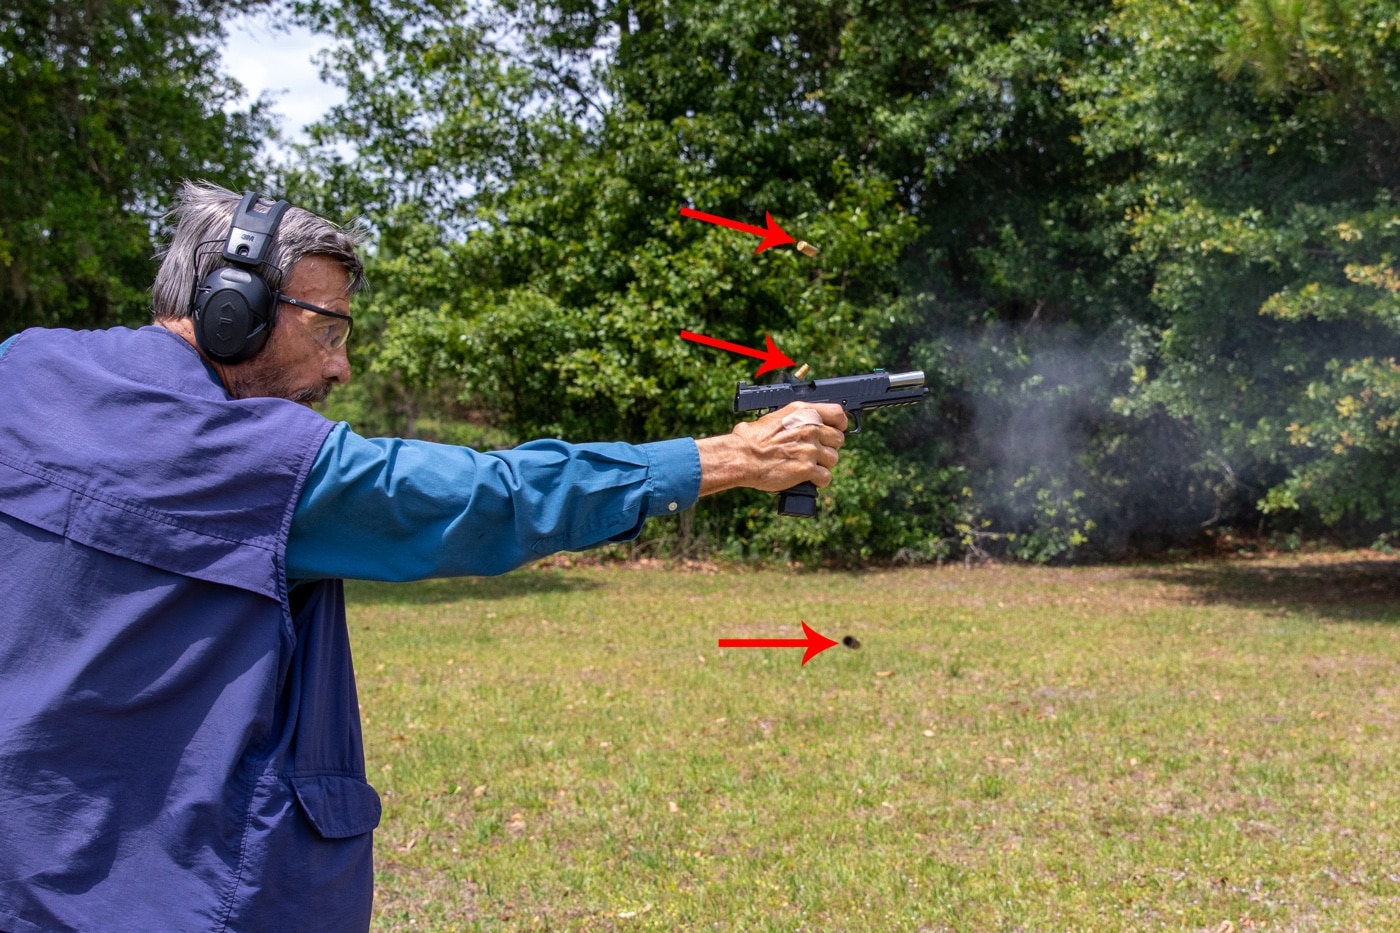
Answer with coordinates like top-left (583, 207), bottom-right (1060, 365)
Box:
top-left (286, 423), bottom-right (702, 581)
top-left (0, 335), bottom-right (15, 361)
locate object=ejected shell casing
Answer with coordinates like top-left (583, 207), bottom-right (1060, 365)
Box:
top-left (796, 240), bottom-right (819, 258)
top-left (793, 363), bottom-right (811, 381)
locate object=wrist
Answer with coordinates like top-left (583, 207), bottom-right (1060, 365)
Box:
top-left (695, 434), bottom-right (752, 497)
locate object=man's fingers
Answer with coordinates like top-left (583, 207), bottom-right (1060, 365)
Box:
top-left (776, 406), bottom-right (848, 451)
top-left (777, 401), bottom-right (848, 432)
top-left (704, 402), bottom-right (849, 495)
top-left (790, 425), bottom-right (842, 486)
top-left (700, 403), bottom-right (849, 497)
top-left (780, 418), bottom-right (846, 449)
top-left (778, 409), bottom-right (846, 472)
top-left (780, 408), bottom-right (824, 431)
top-left (800, 424), bottom-right (847, 452)
top-left (810, 402), bottom-right (849, 432)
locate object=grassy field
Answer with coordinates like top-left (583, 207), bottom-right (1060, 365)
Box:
top-left (348, 552), bottom-right (1400, 931)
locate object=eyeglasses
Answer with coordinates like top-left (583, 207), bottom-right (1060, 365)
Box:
top-left (278, 294), bottom-right (354, 351)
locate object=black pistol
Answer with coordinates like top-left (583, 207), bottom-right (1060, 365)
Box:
top-left (733, 369), bottom-right (929, 517)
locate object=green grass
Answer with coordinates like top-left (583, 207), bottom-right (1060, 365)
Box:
top-left (348, 552), bottom-right (1400, 931)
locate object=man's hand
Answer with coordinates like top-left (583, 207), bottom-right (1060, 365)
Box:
top-left (696, 402), bottom-right (848, 497)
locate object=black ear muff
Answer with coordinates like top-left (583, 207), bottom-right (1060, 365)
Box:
top-left (192, 266), bottom-right (275, 363)
top-left (192, 193), bottom-right (291, 363)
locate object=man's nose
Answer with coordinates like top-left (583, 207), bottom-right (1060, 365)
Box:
top-left (325, 347), bottom-right (351, 385)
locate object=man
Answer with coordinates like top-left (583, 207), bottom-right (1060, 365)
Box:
top-left (0, 182), bottom-right (846, 932)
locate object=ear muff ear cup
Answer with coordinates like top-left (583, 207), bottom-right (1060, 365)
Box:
top-left (192, 267), bottom-right (275, 363)
top-left (189, 193), bottom-right (291, 364)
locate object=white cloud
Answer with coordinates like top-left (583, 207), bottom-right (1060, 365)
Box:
top-left (222, 13), bottom-right (346, 150)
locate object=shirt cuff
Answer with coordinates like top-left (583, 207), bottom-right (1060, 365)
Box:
top-left (639, 437), bottom-right (702, 519)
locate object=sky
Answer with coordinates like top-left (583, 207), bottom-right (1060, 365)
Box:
top-left (221, 13), bottom-right (346, 151)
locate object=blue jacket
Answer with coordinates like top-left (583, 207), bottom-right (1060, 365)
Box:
top-left (0, 327), bottom-right (380, 932)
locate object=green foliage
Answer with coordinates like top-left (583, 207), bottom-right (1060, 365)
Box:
top-left (418, 168), bottom-right (917, 441)
top-left (689, 438), bottom-right (964, 566)
top-left (290, 0), bottom-right (1123, 559)
top-left (1074, 0), bottom-right (1400, 541)
top-left (0, 0), bottom-right (277, 336)
top-left (289, 0), bottom-right (1400, 559)
top-left (1221, 0), bottom-right (1400, 121)
top-left (13, 0), bottom-right (1399, 559)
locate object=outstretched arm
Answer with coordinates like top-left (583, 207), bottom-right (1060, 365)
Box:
top-left (286, 402), bottom-right (848, 582)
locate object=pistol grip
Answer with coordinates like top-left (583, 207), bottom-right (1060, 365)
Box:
top-left (777, 481), bottom-right (819, 518)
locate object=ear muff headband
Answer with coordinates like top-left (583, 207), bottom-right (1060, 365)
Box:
top-left (191, 193), bottom-right (292, 363)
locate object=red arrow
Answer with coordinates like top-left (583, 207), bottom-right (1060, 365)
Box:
top-left (717, 621), bottom-right (839, 666)
top-left (680, 206), bottom-right (796, 253)
top-left (679, 329), bottom-right (795, 377)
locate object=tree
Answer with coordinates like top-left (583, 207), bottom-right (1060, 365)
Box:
top-left (292, 0), bottom-right (1400, 560)
top-left (289, 0), bottom-right (1128, 561)
top-left (0, 0), bottom-right (277, 336)
top-left (1072, 0), bottom-right (1400, 542)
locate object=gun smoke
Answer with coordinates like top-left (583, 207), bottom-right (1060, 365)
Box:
top-left (940, 323), bottom-right (1232, 557)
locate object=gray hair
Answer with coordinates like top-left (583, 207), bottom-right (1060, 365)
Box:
top-left (152, 180), bottom-right (368, 320)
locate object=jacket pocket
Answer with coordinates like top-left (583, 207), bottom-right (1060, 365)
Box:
top-left (289, 774), bottom-right (382, 839)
